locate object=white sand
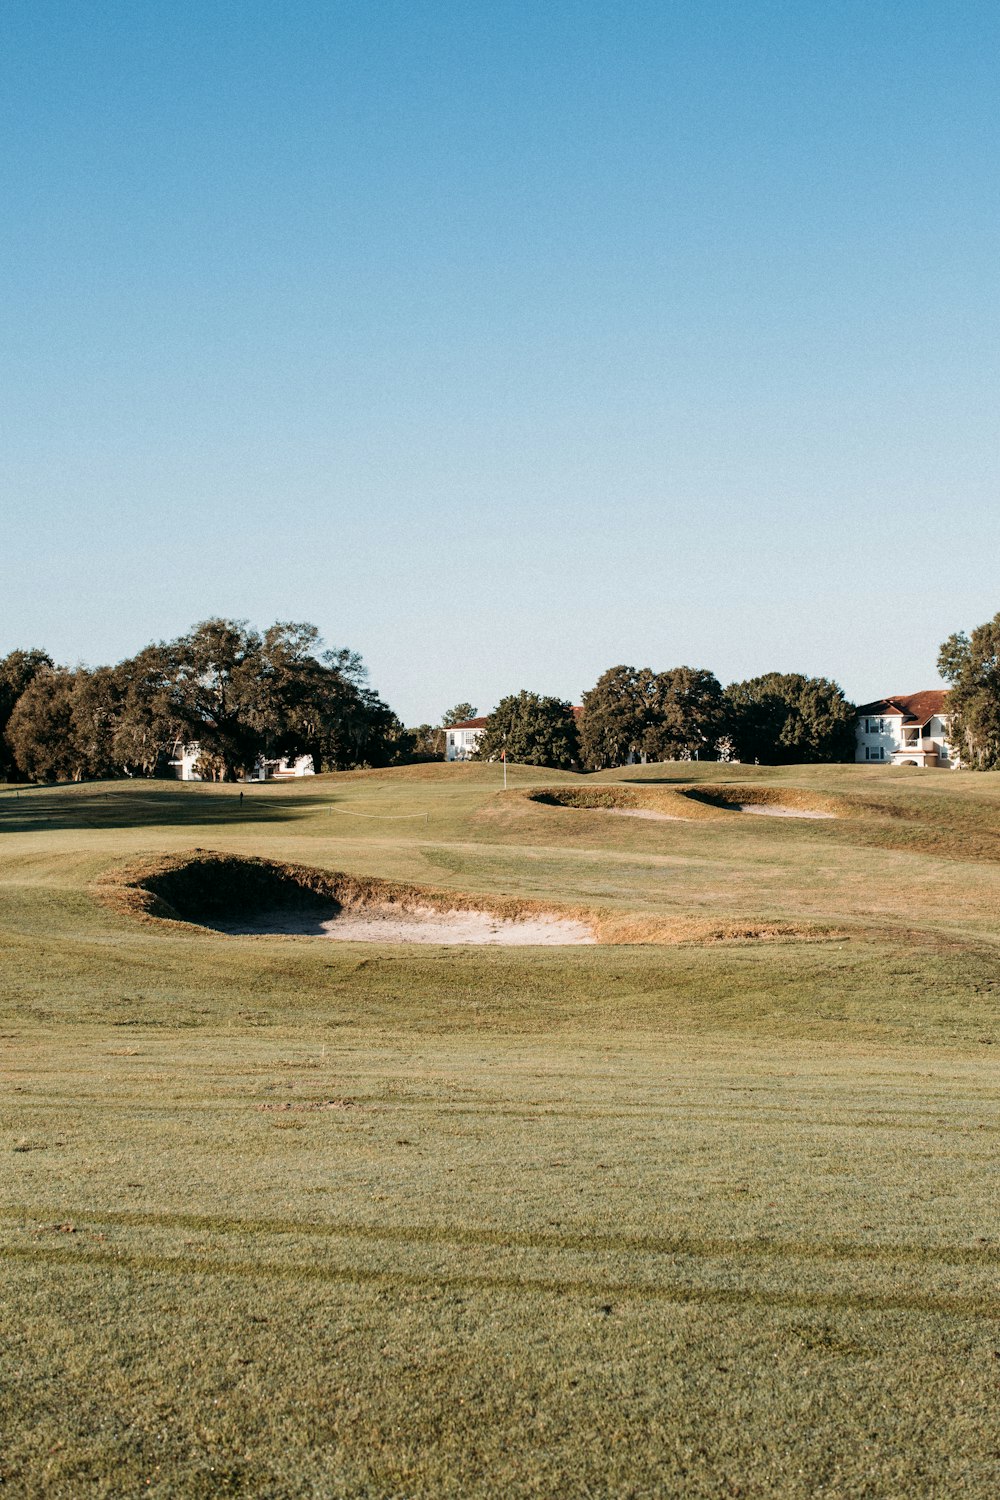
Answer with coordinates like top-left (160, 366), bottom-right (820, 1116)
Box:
top-left (738, 804), bottom-right (836, 819)
top-left (604, 807), bottom-right (685, 822)
top-left (210, 905), bottom-right (595, 945)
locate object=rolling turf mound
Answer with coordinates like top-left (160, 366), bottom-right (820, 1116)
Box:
top-left (681, 785), bottom-right (845, 817)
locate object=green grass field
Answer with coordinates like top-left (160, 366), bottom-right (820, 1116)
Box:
top-left (2, 762), bottom-right (998, 1497)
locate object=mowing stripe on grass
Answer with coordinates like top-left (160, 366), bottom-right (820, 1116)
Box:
top-left (3, 1243), bottom-right (998, 1319)
top-left (3, 1206), bottom-right (998, 1266)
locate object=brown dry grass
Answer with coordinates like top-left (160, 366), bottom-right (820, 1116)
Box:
top-left (524, 785), bottom-right (718, 819)
top-left (684, 784), bottom-right (849, 816)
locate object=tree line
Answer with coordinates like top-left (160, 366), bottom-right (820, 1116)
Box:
top-left (0, 620), bottom-right (408, 783)
top-left (462, 606), bottom-right (1000, 772)
top-left (7, 607), bottom-right (997, 782)
top-left (467, 667), bottom-right (857, 770)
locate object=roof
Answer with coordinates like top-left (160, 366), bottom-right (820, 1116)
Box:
top-left (448, 706), bottom-right (583, 731)
top-left (856, 690), bottom-right (949, 724)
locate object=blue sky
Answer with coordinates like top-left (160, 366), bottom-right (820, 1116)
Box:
top-left (2, 2), bottom-right (997, 724)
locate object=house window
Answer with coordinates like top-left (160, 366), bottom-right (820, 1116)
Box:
top-left (866, 747), bottom-right (883, 761)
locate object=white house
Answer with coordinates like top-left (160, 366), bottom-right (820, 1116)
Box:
top-left (263, 754), bottom-right (315, 780)
top-left (855, 691), bottom-right (958, 768)
top-left (167, 741), bottom-right (315, 781)
top-left (166, 742), bottom-right (204, 780)
top-left (444, 717), bottom-right (489, 761)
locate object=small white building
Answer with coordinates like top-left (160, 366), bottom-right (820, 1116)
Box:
top-left (444, 717), bottom-right (488, 761)
top-left (855, 691), bottom-right (958, 768)
top-left (167, 741), bottom-right (204, 780)
top-left (167, 741), bottom-right (315, 781)
top-left (262, 754), bottom-right (315, 780)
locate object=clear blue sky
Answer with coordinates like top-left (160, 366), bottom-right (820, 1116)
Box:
top-left (2, 1), bottom-right (997, 724)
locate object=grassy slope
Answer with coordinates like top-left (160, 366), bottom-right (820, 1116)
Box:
top-left (1, 764), bottom-right (998, 1498)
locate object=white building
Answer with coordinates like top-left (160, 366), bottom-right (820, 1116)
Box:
top-left (264, 754), bottom-right (315, 780)
top-left (444, 717), bottom-right (488, 761)
top-left (855, 691), bottom-right (958, 768)
top-left (167, 741), bottom-right (315, 781)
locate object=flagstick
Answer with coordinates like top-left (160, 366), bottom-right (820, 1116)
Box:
top-left (503, 749), bottom-right (507, 789)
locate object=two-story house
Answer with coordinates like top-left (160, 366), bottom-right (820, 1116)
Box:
top-left (855, 691), bottom-right (958, 768)
top-left (444, 718), bottom-right (489, 761)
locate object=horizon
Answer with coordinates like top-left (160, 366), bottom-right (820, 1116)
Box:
top-left (3, 3), bottom-right (997, 725)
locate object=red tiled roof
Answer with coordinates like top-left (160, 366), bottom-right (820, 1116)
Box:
top-left (449, 707), bottom-right (583, 730)
top-left (857, 690), bottom-right (949, 724)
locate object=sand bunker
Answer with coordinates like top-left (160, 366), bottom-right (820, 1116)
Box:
top-left (96, 852), bottom-right (596, 946)
top-left (96, 851), bottom-right (839, 951)
top-left (529, 785), bottom-right (841, 822)
top-left (209, 905), bottom-right (594, 945)
top-left (738, 804), bottom-right (836, 819)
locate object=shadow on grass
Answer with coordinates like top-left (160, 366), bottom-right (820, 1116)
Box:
top-left (0, 782), bottom-right (312, 834)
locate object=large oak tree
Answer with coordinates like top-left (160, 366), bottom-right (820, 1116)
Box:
top-left (476, 692), bottom-right (580, 770)
top-left (3, 620), bottom-right (406, 782)
top-left (723, 673), bottom-right (856, 764)
top-left (938, 613), bottom-right (1000, 768)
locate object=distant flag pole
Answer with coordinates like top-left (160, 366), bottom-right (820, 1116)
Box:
top-left (502, 747), bottom-right (507, 789)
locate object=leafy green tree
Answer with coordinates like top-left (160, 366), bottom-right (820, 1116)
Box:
top-left (6, 669), bottom-right (78, 781)
top-left (579, 664), bottom-right (726, 768)
top-left (578, 666), bottom-right (655, 769)
top-left (937, 614), bottom-right (1000, 768)
top-left (0, 648), bottom-right (53, 778)
top-left (475, 692), bottom-right (580, 770)
top-left (442, 703), bottom-right (477, 727)
top-left (70, 666), bottom-right (125, 778)
top-left (167, 618), bottom-right (265, 779)
top-left (641, 667), bottom-right (726, 762)
top-left (409, 723), bottom-right (445, 759)
top-left (5, 667), bottom-right (120, 782)
top-left (2, 620), bottom-right (406, 781)
top-left (723, 673), bottom-right (856, 764)
top-left (110, 643), bottom-right (187, 776)
top-left (141, 618), bottom-right (403, 778)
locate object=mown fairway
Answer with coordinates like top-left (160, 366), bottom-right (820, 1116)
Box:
top-left (1, 763), bottom-right (998, 1498)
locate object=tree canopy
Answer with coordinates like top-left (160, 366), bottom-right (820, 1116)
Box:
top-left (937, 613), bottom-right (1000, 769)
top-left (2, 620), bottom-right (406, 782)
top-left (723, 673), bottom-right (856, 764)
top-left (475, 692), bottom-right (580, 770)
top-left (578, 664), bottom-right (726, 769)
top-left (0, 649), bottom-right (53, 778)
top-left (442, 703), bottom-right (477, 726)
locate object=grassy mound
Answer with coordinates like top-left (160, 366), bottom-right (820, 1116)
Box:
top-left (682, 785), bottom-right (847, 816)
top-left (526, 785), bottom-right (717, 819)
